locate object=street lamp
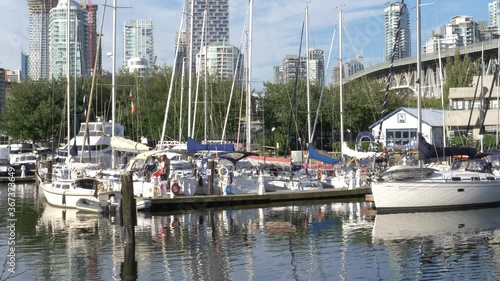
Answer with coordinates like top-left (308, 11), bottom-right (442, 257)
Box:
top-left (271, 127), bottom-right (276, 155)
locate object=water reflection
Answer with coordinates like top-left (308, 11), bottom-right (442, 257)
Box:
top-left (6, 184), bottom-right (500, 280)
top-left (372, 207), bottom-right (500, 281)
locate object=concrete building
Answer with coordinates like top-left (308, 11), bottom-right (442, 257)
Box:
top-left (123, 19), bottom-right (155, 70)
top-left (308, 48), bottom-right (325, 88)
top-left (186, 0), bottom-right (229, 72)
top-left (27, 0), bottom-right (59, 80)
top-left (5, 70), bottom-right (22, 83)
top-left (49, 0), bottom-right (90, 78)
top-left (126, 57), bottom-right (149, 76)
top-left (370, 107), bottom-right (445, 148)
top-left (384, 1), bottom-right (411, 62)
top-left (331, 58), bottom-right (364, 85)
top-left (196, 41), bottom-right (242, 80)
top-left (424, 16), bottom-right (484, 54)
top-left (489, 1), bottom-right (500, 34)
top-left (274, 49), bottom-right (324, 85)
top-left (447, 75), bottom-right (500, 139)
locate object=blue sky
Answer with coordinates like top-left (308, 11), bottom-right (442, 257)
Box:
top-left (0, 0), bottom-right (494, 90)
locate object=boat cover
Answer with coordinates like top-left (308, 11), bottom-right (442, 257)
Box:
top-left (418, 133), bottom-right (476, 161)
top-left (187, 137), bottom-right (234, 153)
top-left (308, 144), bottom-right (340, 165)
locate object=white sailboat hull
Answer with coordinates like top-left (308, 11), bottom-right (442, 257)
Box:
top-left (372, 179), bottom-right (500, 212)
top-left (42, 184), bottom-right (99, 208)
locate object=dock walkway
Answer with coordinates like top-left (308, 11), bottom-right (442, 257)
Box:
top-left (139, 188), bottom-right (372, 212)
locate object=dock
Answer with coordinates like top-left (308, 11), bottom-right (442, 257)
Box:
top-left (139, 187), bottom-right (372, 212)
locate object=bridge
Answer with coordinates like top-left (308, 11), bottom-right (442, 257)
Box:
top-left (347, 39), bottom-right (500, 98)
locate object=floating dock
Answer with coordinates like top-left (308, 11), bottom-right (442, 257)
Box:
top-left (139, 187), bottom-right (372, 212)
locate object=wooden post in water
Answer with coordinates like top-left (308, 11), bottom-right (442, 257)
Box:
top-left (120, 171), bottom-right (137, 280)
top-left (45, 159), bottom-right (52, 182)
top-left (208, 159), bottom-right (215, 195)
top-left (35, 155), bottom-right (40, 186)
top-left (120, 171), bottom-right (137, 243)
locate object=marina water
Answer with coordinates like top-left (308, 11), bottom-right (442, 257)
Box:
top-left (1, 183), bottom-right (500, 280)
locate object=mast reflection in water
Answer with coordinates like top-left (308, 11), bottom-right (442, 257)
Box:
top-left (2, 184), bottom-right (500, 280)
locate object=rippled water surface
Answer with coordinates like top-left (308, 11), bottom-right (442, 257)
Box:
top-left (2, 183), bottom-right (500, 280)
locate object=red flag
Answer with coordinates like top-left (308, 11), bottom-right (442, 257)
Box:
top-left (130, 92), bottom-right (135, 115)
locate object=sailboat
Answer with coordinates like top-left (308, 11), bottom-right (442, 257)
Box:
top-left (41, 0), bottom-right (122, 208)
top-left (371, 0), bottom-right (500, 213)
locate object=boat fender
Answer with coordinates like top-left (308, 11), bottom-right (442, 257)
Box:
top-left (153, 186), bottom-right (161, 197)
top-left (62, 192), bottom-right (66, 205)
top-left (171, 182), bottom-right (181, 196)
top-left (317, 169), bottom-right (322, 180)
top-left (228, 171), bottom-right (234, 184)
top-left (198, 175), bottom-right (203, 187)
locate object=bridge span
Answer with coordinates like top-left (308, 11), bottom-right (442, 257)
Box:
top-left (347, 39), bottom-right (500, 98)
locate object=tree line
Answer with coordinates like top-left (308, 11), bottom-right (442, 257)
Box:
top-left (0, 51), bottom-right (479, 152)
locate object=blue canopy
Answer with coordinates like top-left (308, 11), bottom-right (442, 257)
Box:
top-left (187, 137), bottom-right (235, 153)
top-left (308, 143), bottom-right (340, 165)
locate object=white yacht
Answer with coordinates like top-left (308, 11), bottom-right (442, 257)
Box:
top-left (58, 117), bottom-right (125, 169)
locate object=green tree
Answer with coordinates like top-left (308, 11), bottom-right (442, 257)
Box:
top-left (0, 79), bottom-right (65, 144)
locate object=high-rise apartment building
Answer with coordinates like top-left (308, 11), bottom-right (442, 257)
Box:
top-left (384, 2), bottom-right (411, 62)
top-left (308, 49), bottom-right (325, 88)
top-left (174, 29), bottom-right (189, 72)
top-left (123, 19), bottom-right (155, 70)
top-left (196, 41), bottom-right (242, 80)
top-left (274, 49), bottom-right (325, 86)
top-left (489, 1), bottom-right (500, 34)
top-left (423, 16), bottom-right (482, 54)
top-left (27, 0), bottom-right (59, 80)
top-left (49, 0), bottom-right (90, 78)
top-left (186, 0), bottom-right (229, 71)
top-left (82, 3), bottom-right (99, 74)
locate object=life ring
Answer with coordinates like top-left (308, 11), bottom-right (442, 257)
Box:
top-left (171, 182), bottom-right (181, 195)
top-left (219, 166), bottom-right (228, 177)
top-left (153, 186), bottom-right (161, 197)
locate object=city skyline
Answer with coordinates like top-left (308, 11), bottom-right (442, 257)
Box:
top-left (0, 0), bottom-right (494, 90)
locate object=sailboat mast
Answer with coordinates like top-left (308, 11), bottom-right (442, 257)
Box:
top-left (179, 58), bottom-right (186, 143)
top-left (339, 8), bottom-right (344, 156)
top-left (66, 0), bottom-right (71, 157)
top-left (305, 5), bottom-right (311, 145)
top-left (416, 0), bottom-right (422, 166)
top-left (111, 0), bottom-right (117, 169)
top-left (246, 0), bottom-right (253, 152)
top-left (188, 0), bottom-right (194, 138)
top-left (74, 19), bottom-right (78, 144)
top-left (437, 38), bottom-right (445, 148)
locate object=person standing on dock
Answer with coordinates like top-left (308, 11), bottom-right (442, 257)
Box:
top-left (159, 155), bottom-right (170, 182)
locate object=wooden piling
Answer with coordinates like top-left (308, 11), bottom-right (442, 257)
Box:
top-left (120, 171), bottom-right (137, 244)
top-left (35, 155), bottom-right (40, 187)
top-left (45, 159), bottom-right (52, 182)
top-left (120, 243), bottom-right (138, 280)
top-left (208, 159), bottom-right (215, 195)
